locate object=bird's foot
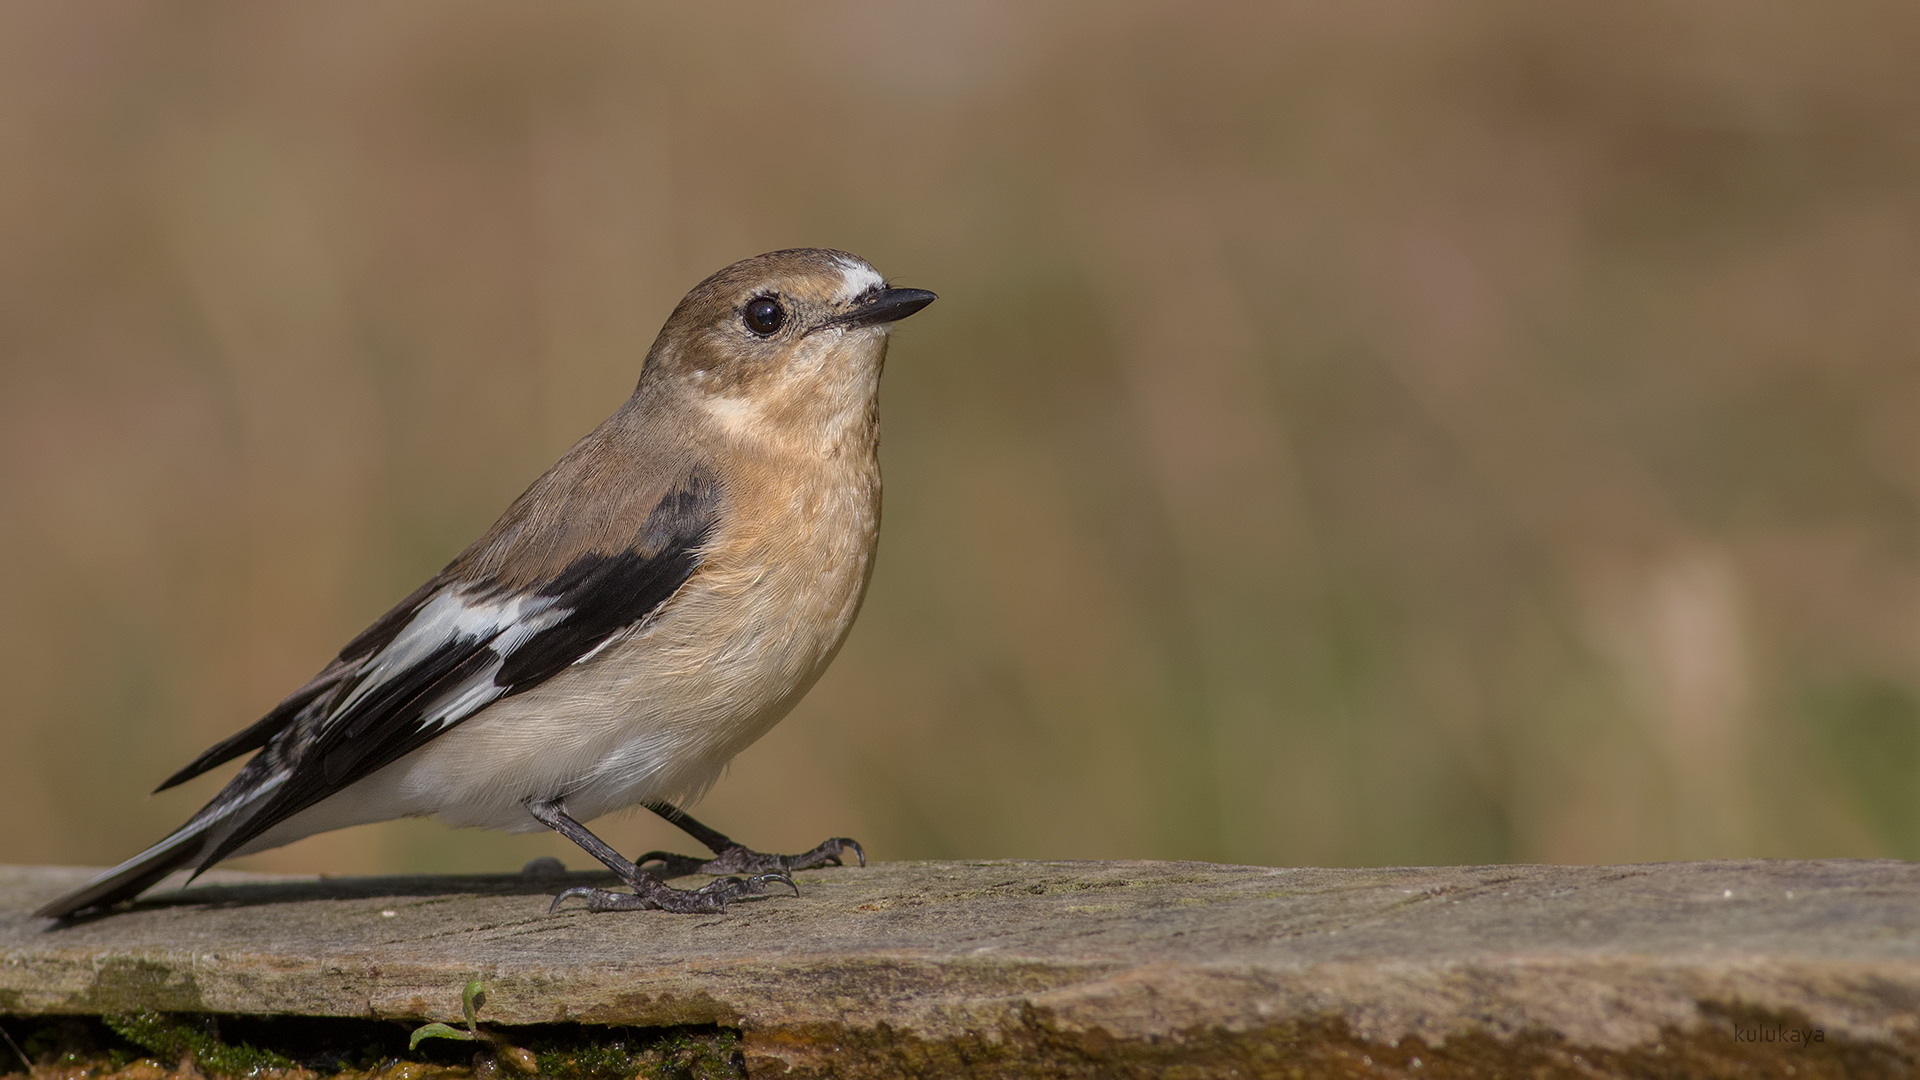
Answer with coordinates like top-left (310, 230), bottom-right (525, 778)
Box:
top-left (636, 836), bottom-right (866, 879)
top-left (549, 871), bottom-right (796, 914)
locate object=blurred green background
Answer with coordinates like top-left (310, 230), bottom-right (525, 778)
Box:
top-left (4, 1), bottom-right (1920, 880)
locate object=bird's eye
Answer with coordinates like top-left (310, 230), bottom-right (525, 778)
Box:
top-left (743, 295), bottom-right (785, 336)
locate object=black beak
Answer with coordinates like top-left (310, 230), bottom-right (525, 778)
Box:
top-left (834, 287), bottom-right (938, 329)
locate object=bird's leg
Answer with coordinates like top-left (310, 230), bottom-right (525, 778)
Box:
top-left (635, 800), bottom-right (866, 878)
top-left (528, 799), bottom-right (795, 914)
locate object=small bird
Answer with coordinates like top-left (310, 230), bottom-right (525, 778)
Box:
top-left (37, 248), bottom-right (935, 920)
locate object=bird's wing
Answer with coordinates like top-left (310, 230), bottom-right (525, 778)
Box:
top-left (152, 576), bottom-right (447, 794)
top-left (190, 469), bottom-right (720, 871)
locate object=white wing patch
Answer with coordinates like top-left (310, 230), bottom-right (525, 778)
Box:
top-left (417, 670), bottom-right (510, 732)
top-left (333, 585), bottom-right (569, 732)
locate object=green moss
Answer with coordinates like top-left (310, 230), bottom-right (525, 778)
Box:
top-left (4, 1004), bottom-right (1912, 1079)
top-left (530, 1026), bottom-right (742, 1080)
top-left (103, 1011), bottom-right (294, 1077)
top-left (82, 958), bottom-right (206, 1013)
top-left (532, 1037), bottom-right (641, 1080)
top-left (645, 1028), bottom-right (743, 1080)
top-left (9, 1013), bottom-right (746, 1080)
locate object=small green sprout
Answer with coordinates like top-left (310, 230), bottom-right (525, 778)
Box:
top-left (409, 980), bottom-right (539, 1075)
top-left (408, 979), bottom-right (487, 1050)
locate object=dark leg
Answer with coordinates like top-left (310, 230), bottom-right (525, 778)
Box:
top-left (637, 800), bottom-right (866, 878)
top-left (529, 799), bottom-right (796, 914)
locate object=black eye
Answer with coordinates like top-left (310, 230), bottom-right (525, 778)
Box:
top-left (743, 295), bottom-right (785, 336)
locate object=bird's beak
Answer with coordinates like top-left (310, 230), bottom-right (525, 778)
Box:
top-left (833, 287), bottom-right (938, 329)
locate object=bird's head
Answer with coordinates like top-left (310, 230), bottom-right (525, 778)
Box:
top-left (636, 248), bottom-right (935, 442)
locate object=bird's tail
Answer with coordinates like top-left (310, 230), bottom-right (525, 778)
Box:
top-left (32, 760), bottom-right (291, 920)
top-left (33, 819), bottom-right (216, 919)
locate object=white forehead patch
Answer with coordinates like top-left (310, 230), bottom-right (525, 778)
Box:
top-left (832, 257), bottom-right (886, 303)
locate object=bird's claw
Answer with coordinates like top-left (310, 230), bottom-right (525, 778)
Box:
top-left (635, 850), bottom-right (710, 878)
top-left (549, 885), bottom-right (659, 914)
top-left (748, 872), bottom-right (801, 898)
top-left (638, 837), bottom-right (866, 877)
top-left (819, 837), bottom-right (867, 869)
top-left (548, 872), bottom-right (796, 915)
top-left (689, 871), bottom-right (797, 902)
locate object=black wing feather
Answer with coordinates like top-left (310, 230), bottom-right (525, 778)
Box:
top-left (150, 673), bottom-right (337, 794)
top-left (192, 472), bottom-right (718, 871)
top-left (151, 573), bottom-right (451, 793)
top-left (497, 480), bottom-right (714, 690)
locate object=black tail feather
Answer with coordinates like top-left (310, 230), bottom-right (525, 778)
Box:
top-left (33, 826), bottom-right (211, 919)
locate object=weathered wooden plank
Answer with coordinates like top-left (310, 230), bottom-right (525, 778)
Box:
top-left (4, 859), bottom-right (1917, 1076)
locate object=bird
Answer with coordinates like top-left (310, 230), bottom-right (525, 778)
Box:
top-left (36, 248), bottom-right (935, 920)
